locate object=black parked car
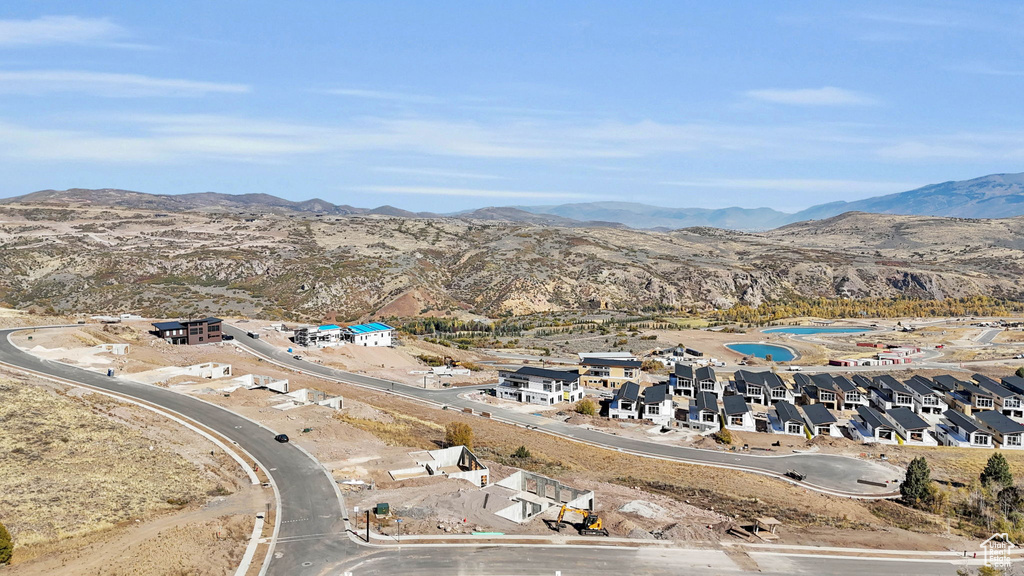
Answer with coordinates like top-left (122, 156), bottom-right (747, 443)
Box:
top-left (274, 434), bottom-right (289, 443)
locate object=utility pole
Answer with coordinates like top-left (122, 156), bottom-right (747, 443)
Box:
top-left (365, 510), bottom-right (370, 543)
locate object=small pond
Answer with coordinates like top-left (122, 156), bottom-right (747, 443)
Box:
top-left (726, 343), bottom-right (796, 361)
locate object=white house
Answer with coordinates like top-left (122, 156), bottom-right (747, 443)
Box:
top-left (887, 407), bottom-right (938, 446)
top-left (802, 403), bottom-right (842, 438)
top-left (670, 364), bottom-right (696, 398)
top-left (695, 366), bottom-right (724, 399)
top-left (641, 384), bottom-right (674, 426)
top-left (974, 375), bottom-right (1024, 420)
top-left (688, 391), bottom-right (720, 432)
top-left (608, 381), bottom-right (641, 420)
top-left (851, 405), bottom-right (900, 444)
top-left (772, 401), bottom-right (806, 436)
top-left (294, 324), bottom-right (345, 348)
top-left (343, 322), bottom-right (394, 347)
top-left (496, 367), bottom-right (584, 405)
top-left (937, 410), bottom-right (993, 448)
top-left (722, 395), bottom-right (756, 432)
top-left (904, 377), bottom-right (946, 415)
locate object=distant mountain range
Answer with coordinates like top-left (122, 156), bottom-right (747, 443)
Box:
top-left (4, 171), bottom-right (1024, 231)
top-left (514, 172), bottom-right (1024, 230)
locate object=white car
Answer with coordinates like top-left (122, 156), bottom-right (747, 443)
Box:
top-left (787, 366), bottom-right (803, 371)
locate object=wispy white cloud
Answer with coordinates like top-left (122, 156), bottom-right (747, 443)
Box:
top-left (0, 70), bottom-right (250, 97)
top-left (360, 185), bottom-right (597, 200)
top-left (659, 178), bottom-right (918, 195)
top-left (369, 166), bottom-right (505, 180)
top-left (746, 86), bottom-right (878, 106)
top-left (0, 15), bottom-right (124, 47)
top-left (321, 87), bottom-right (441, 104)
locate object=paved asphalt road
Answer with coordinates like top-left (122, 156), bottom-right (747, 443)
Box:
top-left (226, 324), bottom-right (897, 496)
top-left (0, 325), bottom-right (999, 575)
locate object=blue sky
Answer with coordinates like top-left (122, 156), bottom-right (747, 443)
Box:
top-left (1, 1), bottom-right (1023, 212)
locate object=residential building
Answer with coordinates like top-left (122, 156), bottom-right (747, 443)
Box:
top-left (975, 410), bottom-right (1024, 449)
top-left (808, 374), bottom-right (839, 410)
top-left (946, 380), bottom-right (996, 416)
top-left (773, 401), bottom-right (806, 436)
top-left (974, 375), bottom-right (1024, 419)
top-left (687, 391), bottom-right (720, 432)
top-left (608, 382), bottom-right (641, 420)
top-left (722, 395), bottom-right (756, 432)
top-left (732, 370), bottom-right (766, 405)
top-left (802, 403), bottom-right (841, 437)
top-left (578, 357), bottom-right (642, 389)
top-left (833, 376), bottom-right (868, 408)
top-left (669, 364), bottom-right (696, 397)
top-left (343, 322), bottom-right (394, 347)
top-left (851, 405), bottom-right (900, 444)
top-left (152, 317), bottom-right (222, 345)
top-left (869, 375), bottom-right (915, 412)
top-left (641, 384), bottom-right (674, 426)
top-left (904, 377), bottom-right (946, 415)
top-left (695, 366), bottom-right (724, 399)
top-left (495, 367), bottom-right (583, 405)
top-left (294, 324), bottom-right (345, 348)
top-left (887, 407), bottom-right (938, 446)
top-left (937, 410), bottom-right (994, 448)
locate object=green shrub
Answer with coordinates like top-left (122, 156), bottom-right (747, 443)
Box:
top-left (713, 428), bottom-right (733, 444)
top-left (575, 398), bottom-right (597, 416)
top-left (0, 520), bottom-right (11, 564)
top-left (512, 445), bottom-right (532, 459)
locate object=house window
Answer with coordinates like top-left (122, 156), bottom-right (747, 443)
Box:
top-left (976, 435), bottom-right (991, 446)
top-left (786, 423), bottom-right (802, 434)
top-left (209, 325), bottom-right (220, 333)
top-left (1006, 435), bottom-right (1022, 446)
top-left (190, 328), bottom-right (199, 335)
top-left (702, 413), bottom-right (715, 423)
top-left (910, 431), bottom-right (923, 442)
top-left (878, 429), bottom-right (893, 440)
top-left (771, 389), bottom-right (785, 399)
top-left (648, 405), bottom-right (660, 415)
top-left (976, 398), bottom-right (994, 409)
top-left (730, 416), bottom-right (743, 426)
top-left (817, 426), bottom-right (829, 435)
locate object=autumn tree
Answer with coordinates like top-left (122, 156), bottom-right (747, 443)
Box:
top-left (444, 422), bottom-right (474, 449)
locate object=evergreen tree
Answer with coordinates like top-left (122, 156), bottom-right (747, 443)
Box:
top-left (981, 452), bottom-right (1014, 487)
top-left (0, 519), bottom-right (11, 564)
top-left (1016, 366), bottom-right (1024, 379)
top-left (901, 456), bottom-right (932, 506)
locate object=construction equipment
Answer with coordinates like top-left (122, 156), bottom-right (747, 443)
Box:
top-left (552, 504), bottom-right (609, 536)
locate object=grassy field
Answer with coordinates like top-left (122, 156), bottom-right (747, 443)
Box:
top-left (0, 372), bottom-right (222, 561)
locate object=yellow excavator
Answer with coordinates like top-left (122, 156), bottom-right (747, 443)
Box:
top-left (552, 504), bottom-right (609, 536)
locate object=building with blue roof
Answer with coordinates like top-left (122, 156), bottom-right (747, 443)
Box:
top-left (343, 322), bottom-right (394, 347)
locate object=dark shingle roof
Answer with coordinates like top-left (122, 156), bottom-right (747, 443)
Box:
top-left (182, 317), bottom-right (221, 326)
top-left (581, 357), bottom-right (642, 368)
top-left (856, 405), bottom-right (896, 431)
top-left (802, 403), bottom-right (837, 426)
top-left (852, 374), bottom-right (874, 390)
top-left (887, 407), bottom-right (929, 431)
top-left (958, 381), bottom-right (995, 399)
top-left (674, 364), bottom-right (694, 379)
top-left (723, 394), bottom-right (750, 416)
top-left (833, 376), bottom-right (857, 393)
top-left (1002, 376), bottom-right (1024, 396)
top-left (943, 409), bottom-right (984, 435)
top-left (904, 378), bottom-right (936, 396)
top-left (695, 391), bottom-right (718, 412)
top-left (974, 377), bottom-right (1016, 399)
top-left (152, 321), bottom-right (184, 331)
top-left (507, 366), bottom-right (581, 382)
top-left (642, 384), bottom-right (669, 405)
top-left (762, 373), bottom-right (786, 389)
top-left (976, 410), bottom-right (1024, 435)
top-left (774, 401), bottom-right (803, 424)
top-left (875, 375), bottom-right (911, 395)
top-left (695, 366), bottom-right (716, 382)
top-left (932, 374), bottom-right (965, 392)
top-left (613, 381), bottom-right (641, 402)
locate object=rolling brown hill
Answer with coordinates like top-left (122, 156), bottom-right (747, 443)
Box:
top-left (0, 200), bottom-right (1022, 320)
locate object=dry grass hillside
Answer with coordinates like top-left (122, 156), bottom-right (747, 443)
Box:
top-left (2, 204), bottom-right (1024, 320)
top-left (0, 371), bottom-right (236, 563)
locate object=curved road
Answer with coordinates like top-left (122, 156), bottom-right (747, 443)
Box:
top-left (225, 324), bottom-right (898, 497)
top-left (0, 325), bottom-right (995, 575)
